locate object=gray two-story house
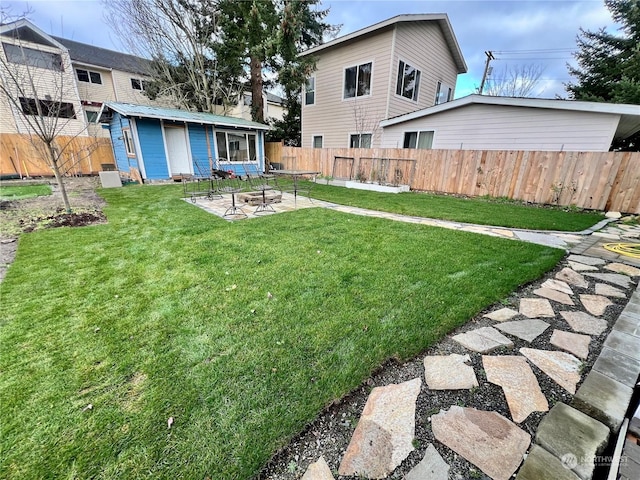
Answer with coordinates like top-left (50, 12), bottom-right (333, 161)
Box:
top-left (300, 13), bottom-right (467, 149)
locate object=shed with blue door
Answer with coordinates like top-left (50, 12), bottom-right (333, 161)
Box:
top-left (100, 102), bottom-right (271, 181)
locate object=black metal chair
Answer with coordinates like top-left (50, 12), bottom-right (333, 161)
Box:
top-left (241, 162), bottom-right (278, 192)
top-left (216, 177), bottom-right (247, 219)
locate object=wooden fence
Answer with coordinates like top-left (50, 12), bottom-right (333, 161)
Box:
top-left (265, 143), bottom-right (640, 214)
top-left (1, 134), bottom-right (116, 178)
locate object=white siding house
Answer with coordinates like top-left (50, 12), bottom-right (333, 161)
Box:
top-left (300, 14), bottom-right (467, 149)
top-left (1, 19), bottom-right (163, 138)
top-left (380, 95), bottom-right (640, 152)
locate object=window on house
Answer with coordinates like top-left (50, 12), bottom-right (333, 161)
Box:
top-left (122, 128), bottom-right (135, 157)
top-left (349, 133), bottom-right (372, 148)
top-left (76, 68), bottom-right (103, 84)
top-left (2, 42), bottom-right (63, 71)
top-left (344, 62), bottom-right (372, 99)
top-left (19, 97), bottom-right (76, 118)
top-left (312, 135), bottom-right (323, 148)
top-left (305, 77), bottom-right (315, 105)
top-left (396, 60), bottom-right (421, 101)
top-left (85, 111), bottom-right (99, 123)
top-left (130, 78), bottom-right (146, 90)
top-left (435, 81), bottom-right (453, 105)
top-left (216, 131), bottom-right (257, 162)
top-left (403, 131), bottom-right (434, 149)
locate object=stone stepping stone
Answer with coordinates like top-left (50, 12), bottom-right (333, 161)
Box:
top-left (516, 444), bottom-right (582, 480)
top-left (605, 262), bottom-right (640, 277)
top-left (484, 307), bottom-right (519, 322)
top-left (483, 355), bottom-right (549, 423)
top-left (568, 261), bottom-right (599, 272)
top-left (533, 287), bottom-right (574, 305)
top-left (595, 283), bottom-right (626, 298)
top-left (424, 354), bottom-right (478, 390)
top-left (404, 444), bottom-right (449, 480)
top-left (541, 278), bottom-right (573, 295)
top-left (520, 348), bottom-right (582, 394)
top-left (519, 298), bottom-right (555, 318)
top-left (560, 311), bottom-right (608, 336)
top-left (593, 231), bottom-right (620, 239)
top-left (579, 294), bottom-right (613, 316)
top-left (338, 378), bottom-right (421, 478)
top-left (431, 406), bottom-right (530, 480)
top-left (584, 272), bottom-right (632, 288)
top-left (535, 403), bottom-right (609, 480)
top-left (550, 330), bottom-right (591, 359)
top-left (566, 254), bottom-right (605, 266)
top-left (556, 267), bottom-right (588, 288)
top-left (494, 319), bottom-right (550, 342)
top-left (301, 456), bottom-right (334, 480)
top-left (451, 327), bottom-right (513, 353)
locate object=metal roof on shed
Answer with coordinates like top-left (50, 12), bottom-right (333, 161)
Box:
top-left (104, 102), bottom-right (271, 130)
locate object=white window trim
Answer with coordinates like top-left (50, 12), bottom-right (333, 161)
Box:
top-left (122, 127), bottom-right (136, 157)
top-left (394, 58), bottom-right (421, 103)
top-left (342, 59), bottom-right (374, 101)
top-left (85, 110), bottom-right (100, 123)
top-left (435, 81), bottom-right (453, 105)
top-left (401, 129), bottom-right (436, 149)
top-left (304, 75), bottom-right (316, 106)
top-left (76, 68), bottom-right (103, 84)
top-left (129, 119), bottom-right (147, 179)
top-left (216, 130), bottom-right (259, 164)
top-left (311, 134), bottom-right (324, 148)
top-left (130, 77), bottom-right (147, 91)
top-left (347, 132), bottom-right (373, 148)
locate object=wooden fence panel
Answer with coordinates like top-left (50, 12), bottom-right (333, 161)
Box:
top-left (608, 152), bottom-right (640, 213)
top-left (268, 146), bottom-right (640, 213)
top-left (1, 134), bottom-right (115, 177)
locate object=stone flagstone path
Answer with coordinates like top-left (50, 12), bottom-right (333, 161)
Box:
top-left (483, 355), bottom-right (549, 423)
top-left (263, 221), bottom-right (640, 480)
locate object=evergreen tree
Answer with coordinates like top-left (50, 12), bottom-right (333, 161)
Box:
top-left (566, 0), bottom-right (640, 150)
top-left (215, 0), bottom-right (336, 125)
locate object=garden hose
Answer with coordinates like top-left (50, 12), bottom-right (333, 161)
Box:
top-left (602, 243), bottom-right (640, 259)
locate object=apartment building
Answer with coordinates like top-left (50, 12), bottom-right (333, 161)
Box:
top-left (0, 19), bottom-right (159, 138)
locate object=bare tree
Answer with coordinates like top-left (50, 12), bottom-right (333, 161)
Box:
top-left (482, 64), bottom-right (545, 97)
top-left (103, 0), bottom-right (241, 113)
top-left (351, 100), bottom-right (381, 147)
top-left (0, 22), bottom-right (95, 212)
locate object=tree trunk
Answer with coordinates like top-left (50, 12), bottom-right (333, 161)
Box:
top-left (250, 54), bottom-right (264, 123)
top-left (47, 142), bottom-right (72, 213)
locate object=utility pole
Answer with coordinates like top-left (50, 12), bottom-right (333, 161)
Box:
top-left (478, 50), bottom-right (495, 94)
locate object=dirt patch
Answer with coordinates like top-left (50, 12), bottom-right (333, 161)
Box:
top-left (0, 176), bottom-right (106, 282)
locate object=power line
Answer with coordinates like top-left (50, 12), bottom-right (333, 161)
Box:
top-left (494, 57), bottom-right (573, 61)
top-left (492, 48), bottom-right (574, 54)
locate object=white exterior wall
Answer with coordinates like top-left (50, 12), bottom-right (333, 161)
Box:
top-left (0, 37), bottom-right (87, 137)
top-left (226, 93), bottom-right (285, 122)
top-left (387, 22), bottom-right (459, 118)
top-left (111, 69), bottom-right (157, 106)
top-left (301, 29), bottom-right (394, 148)
top-left (380, 104), bottom-right (621, 152)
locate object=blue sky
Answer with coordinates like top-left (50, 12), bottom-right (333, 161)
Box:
top-left (3, 0), bottom-right (617, 98)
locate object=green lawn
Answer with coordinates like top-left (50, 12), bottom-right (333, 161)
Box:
top-left (308, 182), bottom-right (604, 231)
top-left (0, 184), bottom-right (51, 200)
top-left (0, 184), bottom-right (565, 479)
